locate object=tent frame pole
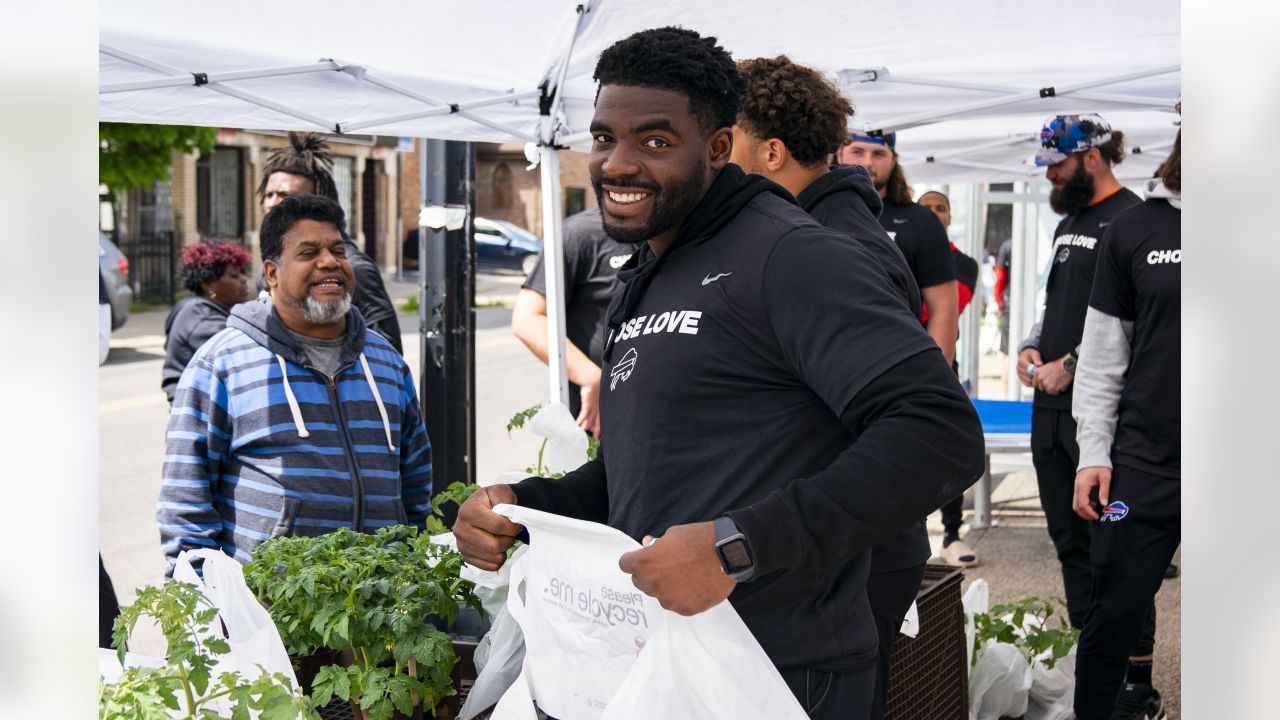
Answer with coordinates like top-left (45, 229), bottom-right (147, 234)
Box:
top-left (99, 59), bottom-right (345, 93)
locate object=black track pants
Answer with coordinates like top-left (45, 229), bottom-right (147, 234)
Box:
top-left (1032, 407), bottom-right (1097, 626)
top-left (940, 495), bottom-right (964, 537)
top-left (1073, 464), bottom-right (1180, 720)
top-left (865, 562), bottom-right (927, 720)
top-left (780, 663), bottom-right (877, 719)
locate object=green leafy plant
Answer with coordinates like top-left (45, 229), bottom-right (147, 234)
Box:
top-left (972, 596), bottom-right (1079, 669)
top-left (245, 527), bottom-right (481, 720)
top-left (100, 580), bottom-right (315, 720)
top-left (506, 403), bottom-right (599, 477)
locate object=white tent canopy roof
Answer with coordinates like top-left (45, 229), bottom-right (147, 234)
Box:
top-left (101, 0), bottom-right (1180, 182)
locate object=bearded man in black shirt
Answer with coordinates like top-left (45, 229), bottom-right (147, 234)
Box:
top-left (1017, 113), bottom-right (1158, 715)
top-left (454, 27), bottom-right (984, 719)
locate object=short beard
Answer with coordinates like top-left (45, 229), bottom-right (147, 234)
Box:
top-left (301, 293), bottom-right (352, 325)
top-left (591, 155), bottom-right (708, 246)
top-left (1049, 160), bottom-right (1095, 214)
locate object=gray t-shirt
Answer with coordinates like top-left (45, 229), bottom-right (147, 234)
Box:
top-left (287, 328), bottom-right (347, 377)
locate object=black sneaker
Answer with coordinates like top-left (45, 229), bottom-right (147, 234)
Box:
top-left (1164, 563), bottom-right (1179, 579)
top-left (1109, 682), bottom-right (1167, 720)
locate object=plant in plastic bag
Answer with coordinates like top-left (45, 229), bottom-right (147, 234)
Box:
top-left (245, 526), bottom-right (482, 720)
top-left (100, 580), bottom-right (315, 720)
top-left (972, 596), bottom-right (1079, 669)
top-left (506, 403), bottom-right (598, 478)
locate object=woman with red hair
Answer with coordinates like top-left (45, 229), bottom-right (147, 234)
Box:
top-left (161, 240), bottom-right (251, 402)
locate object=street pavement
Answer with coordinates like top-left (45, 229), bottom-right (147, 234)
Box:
top-left (99, 273), bottom-right (1179, 716)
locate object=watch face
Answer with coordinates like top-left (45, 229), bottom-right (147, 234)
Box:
top-left (720, 539), bottom-right (752, 571)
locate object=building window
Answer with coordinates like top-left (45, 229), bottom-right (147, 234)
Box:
top-left (564, 187), bottom-right (586, 217)
top-left (492, 162), bottom-right (513, 209)
top-left (196, 146), bottom-right (244, 239)
top-left (334, 155), bottom-right (356, 230)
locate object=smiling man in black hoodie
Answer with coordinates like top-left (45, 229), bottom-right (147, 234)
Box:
top-left (454, 27), bottom-right (984, 718)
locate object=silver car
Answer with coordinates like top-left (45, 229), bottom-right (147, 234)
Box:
top-left (99, 233), bottom-right (132, 330)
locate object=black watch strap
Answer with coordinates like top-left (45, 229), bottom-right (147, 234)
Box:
top-left (714, 515), bottom-right (756, 582)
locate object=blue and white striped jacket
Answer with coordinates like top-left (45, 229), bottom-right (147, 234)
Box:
top-left (157, 297), bottom-right (432, 573)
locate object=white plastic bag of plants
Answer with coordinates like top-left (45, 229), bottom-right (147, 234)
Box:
top-left (1025, 647), bottom-right (1076, 720)
top-left (487, 504), bottom-right (807, 720)
top-left (172, 548), bottom-right (298, 688)
top-left (969, 639), bottom-right (1032, 720)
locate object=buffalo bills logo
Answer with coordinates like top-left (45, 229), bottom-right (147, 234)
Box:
top-left (610, 347), bottom-right (638, 390)
top-left (1101, 500), bottom-right (1130, 522)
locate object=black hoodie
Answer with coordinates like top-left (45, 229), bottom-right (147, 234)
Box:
top-left (513, 165), bottom-right (984, 670)
top-left (798, 164), bottom-right (922, 320)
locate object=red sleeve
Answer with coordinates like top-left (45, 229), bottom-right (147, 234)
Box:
top-left (993, 267), bottom-right (1009, 311)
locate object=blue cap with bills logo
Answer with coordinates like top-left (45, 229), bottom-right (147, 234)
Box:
top-left (1033, 113), bottom-right (1113, 167)
top-left (848, 131), bottom-right (897, 151)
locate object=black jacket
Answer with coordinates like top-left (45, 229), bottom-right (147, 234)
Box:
top-left (345, 239), bottom-right (403, 355)
top-left (162, 296), bottom-right (231, 402)
top-left (798, 164), bottom-right (922, 320)
top-left (513, 166), bottom-right (985, 670)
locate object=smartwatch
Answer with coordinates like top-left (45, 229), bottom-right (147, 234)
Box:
top-left (714, 515), bottom-right (756, 582)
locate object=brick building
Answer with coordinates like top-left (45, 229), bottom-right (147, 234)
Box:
top-left (107, 133), bottom-right (593, 302)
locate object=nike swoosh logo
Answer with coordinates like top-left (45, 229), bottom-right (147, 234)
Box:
top-left (893, 217), bottom-right (909, 224)
top-left (702, 272), bottom-right (733, 286)
top-left (1099, 221), bottom-right (1111, 228)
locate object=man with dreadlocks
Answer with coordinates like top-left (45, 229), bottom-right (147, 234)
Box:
top-left (259, 132), bottom-right (404, 354)
top-left (453, 27), bottom-right (983, 717)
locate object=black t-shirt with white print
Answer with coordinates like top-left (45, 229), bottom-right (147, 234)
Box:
top-left (877, 199), bottom-right (956, 293)
top-left (600, 190), bottom-right (938, 670)
top-left (524, 208), bottom-right (633, 416)
top-left (1035, 187), bottom-right (1142, 410)
top-left (1088, 198), bottom-right (1181, 477)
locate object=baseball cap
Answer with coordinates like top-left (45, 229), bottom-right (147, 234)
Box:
top-left (1033, 113), bottom-right (1112, 167)
top-left (848, 131), bottom-right (896, 151)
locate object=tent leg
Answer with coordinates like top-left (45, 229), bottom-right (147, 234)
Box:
top-left (539, 145), bottom-right (570, 408)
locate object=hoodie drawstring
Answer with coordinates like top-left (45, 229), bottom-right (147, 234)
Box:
top-left (359, 352), bottom-right (397, 451)
top-left (276, 354), bottom-right (310, 438)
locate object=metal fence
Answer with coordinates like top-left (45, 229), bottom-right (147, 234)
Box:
top-left (121, 231), bottom-right (176, 305)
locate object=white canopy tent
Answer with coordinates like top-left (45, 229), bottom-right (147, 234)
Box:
top-left (100, 0), bottom-right (1180, 405)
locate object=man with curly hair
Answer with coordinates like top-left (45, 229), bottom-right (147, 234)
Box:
top-left (160, 240), bottom-right (251, 402)
top-left (731, 55), bottom-right (952, 720)
top-left (258, 132), bottom-right (404, 354)
top-left (453, 28), bottom-right (984, 717)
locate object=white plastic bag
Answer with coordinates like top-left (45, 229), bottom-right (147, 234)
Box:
top-left (172, 549), bottom-right (298, 689)
top-left (962, 578), bottom-right (990, 670)
top-left (969, 639), bottom-right (1031, 720)
top-left (488, 505), bottom-right (806, 720)
top-left (460, 601), bottom-right (527, 719)
top-left (1026, 648), bottom-right (1076, 720)
top-left (525, 402), bottom-right (589, 474)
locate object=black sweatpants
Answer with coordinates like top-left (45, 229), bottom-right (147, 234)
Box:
top-left (940, 496), bottom-right (964, 538)
top-left (780, 663), bottom-right (877, 719)
top-left (865, 562), bottom-right (927, 720)
top-left (1031, 407), bottom-right (1095, 626)
top-left (1073, 464), bottom-right (1180, 720)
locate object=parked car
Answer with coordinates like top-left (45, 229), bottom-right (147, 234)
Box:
top-left (474, 218), bottom-right (542, 276)
top-left (99, 232), bottom-right (132, 330)
top-left (402, 217), bottom-right (543, 277)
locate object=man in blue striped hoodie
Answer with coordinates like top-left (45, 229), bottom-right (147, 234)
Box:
top-left (157, 195), bottom-right (432, 573)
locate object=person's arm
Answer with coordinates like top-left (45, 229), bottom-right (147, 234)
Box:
top-left (397, 362), bottom-right (434, 528)
top-left (156, 356), bottom-right (230, 576)
top-left (730, 350), bottom-right (984, 576)
top-left (1072, 307), bottom-right (1133, 471)
top-left (992, 266), bottom-right (1009, 312)
top-left (921, 281), bottom-right (959, 364)
top-left (511, 288), bottom-right (605, 436)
